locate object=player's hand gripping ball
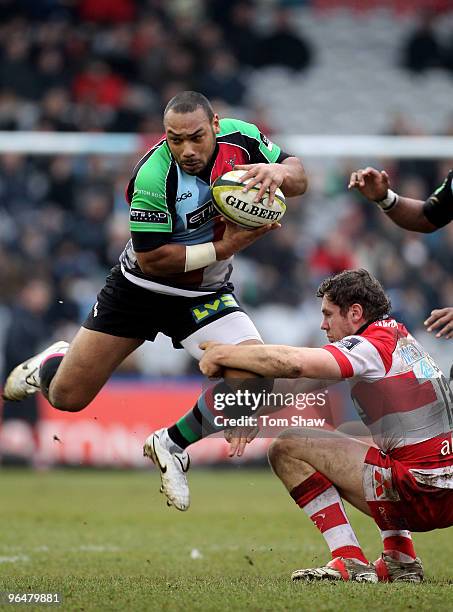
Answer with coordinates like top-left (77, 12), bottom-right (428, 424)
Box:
top-left (211, 170), bottom-right (286, 229)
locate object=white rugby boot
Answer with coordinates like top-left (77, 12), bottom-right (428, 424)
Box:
top-left (3, 341), bottom-right (69, 401)
top-left (143, 428), bottom-right (190, 511)
top-left (292, 557), bottom-right (378, 583)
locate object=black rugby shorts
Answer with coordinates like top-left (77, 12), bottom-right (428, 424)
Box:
top-left (83, 265), bottom-right (244, 348)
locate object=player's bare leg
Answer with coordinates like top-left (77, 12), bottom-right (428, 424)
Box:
top-left (269, 429), bottom-right (377, 582)
top-left (269, 428), bottom-right (372, 513)
top-left (268, 429), bottom-right (422, 582)
top-left (144, 337), bottom-right (263, 512)
top-left (47, 328), bottom-right (143, 410)
top-left (4, 327), bottom-right (143, 411)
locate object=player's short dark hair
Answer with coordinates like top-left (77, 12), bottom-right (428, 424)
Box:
top-left (316, 269), bottom-right (391, 320)
top-left (163, 91), bottom-right (214, 121)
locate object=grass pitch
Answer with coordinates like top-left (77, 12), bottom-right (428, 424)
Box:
top-left (0, 468), bottom-right (452, 611)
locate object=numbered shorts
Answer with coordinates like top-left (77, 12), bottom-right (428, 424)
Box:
top-left (83, 265), bottom-right (262, 359)
top-left (363, 437), bottom-right (453, 532)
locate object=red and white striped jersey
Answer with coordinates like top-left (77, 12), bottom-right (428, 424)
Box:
top-left (323, 318), bottom-right (453, 452)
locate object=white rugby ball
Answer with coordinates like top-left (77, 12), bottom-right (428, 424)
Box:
top-left (211, 170), bottom-right (286, 229)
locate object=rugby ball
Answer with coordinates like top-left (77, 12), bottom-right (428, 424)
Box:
top-left (211, 170), bottom-right (286, 229)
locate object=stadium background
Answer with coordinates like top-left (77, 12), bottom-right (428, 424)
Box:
top-left (0, 0), bottom-right (453, 468)
top-left (1, 2), bottom-right (453, 610)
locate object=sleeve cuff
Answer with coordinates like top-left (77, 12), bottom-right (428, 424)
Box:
top-left (322, 345), bottom-right (354, 378)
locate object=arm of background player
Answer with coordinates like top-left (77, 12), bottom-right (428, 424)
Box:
top-left (199, 343), bottom-right (342, 379)
top-left (349, 166), bottom-right (437, 233)
top-left (385, 196), bottom-right (436, 232)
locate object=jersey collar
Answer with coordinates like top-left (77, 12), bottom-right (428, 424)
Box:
top-left (355, 315), bottom-right (389, 336)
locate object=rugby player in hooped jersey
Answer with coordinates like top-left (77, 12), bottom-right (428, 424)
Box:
top-left (3, 91), bottom-right (307, 511)
top-left (200, 269), bottom-right (453, 583)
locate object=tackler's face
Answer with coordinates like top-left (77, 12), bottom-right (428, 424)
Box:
top-left (320, 297), bottom-right (363, 343)
top-left (164, 107), bottom-right (220, 175)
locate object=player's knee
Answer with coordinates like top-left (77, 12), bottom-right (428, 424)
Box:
top-left (268, 436), bottom-right (292, 468)
top-left (48, 385), bottom-right (90, 412)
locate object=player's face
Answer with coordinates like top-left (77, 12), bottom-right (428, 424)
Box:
top-left (320, 297), bottom-right (358, 342)
top-left (164, 108), bottom-right (220, 175)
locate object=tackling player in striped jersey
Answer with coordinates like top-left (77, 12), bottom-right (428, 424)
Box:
top-left (200, 269), bottom-right (453, 583)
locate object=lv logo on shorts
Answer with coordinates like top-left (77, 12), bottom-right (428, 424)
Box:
top-left (191, 294), bottom-right (239, 323)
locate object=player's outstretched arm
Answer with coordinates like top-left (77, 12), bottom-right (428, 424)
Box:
top-left (199, 343), bottom-right (342, 380)
top-left (349, 166), bottom-right (436, 233)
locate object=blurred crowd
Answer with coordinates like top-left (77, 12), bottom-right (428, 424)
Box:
top-left (0, 0), bottom-right (313, 134)
top-left (0, 0), bottom-right (452, 382)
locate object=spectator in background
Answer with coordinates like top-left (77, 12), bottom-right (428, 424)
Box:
top-left (0, 38), bottom-right (38, 100)
top-left (402, 11), bottom-right (443, 73)
top-left (93, 24), bottom-right (136, 79)
top-left (207, 0), bottom-right (243, 31)
top-left (259, 7), bottom-right (313, 72)
top-left (34, 48), bottom-right (70, 99)
top-left (38, 88), bottom-right (77, 132)
top-left (0, 153), bottom-right (43, 214)
top-left (78, 0), bottom-right (136, 24)
top-left (443, 33), bottom-right (453, 74)
top-left (159, 45), bottom-right (197, 93)
top-left (46, 156), bottom-right (77, 211)
top-left (228, 2), bottom-right (263, 67)
top-left (198, 49), bottom-right (247, 106)
top-left (309, 234), bottom-right (356, 281)
top-left (190, 21), bottom-right (226, 71)
top-left (73, 60), bottom-right (127, 109)
top-left (1, 279), bottom-right (51, 464)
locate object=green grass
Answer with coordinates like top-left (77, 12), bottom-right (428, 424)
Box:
top-left (0, 468), bottom-right (452, 611)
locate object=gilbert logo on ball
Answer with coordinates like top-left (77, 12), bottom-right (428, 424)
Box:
top-left (211, 170), bottom-right (286, 229)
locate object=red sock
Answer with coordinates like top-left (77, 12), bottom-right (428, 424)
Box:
top-left (380, 529), bottom-right (416, 562)
top-left (291, 472), bottom-right (368, 565)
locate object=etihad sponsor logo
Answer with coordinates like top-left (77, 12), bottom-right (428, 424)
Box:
top-left (186, 200), bottom-right (217, 229)
top-left (191, 294), bottom-right (239, 323)
top-left (130, 209), bottom-right (169, 224)
top-left (225, 195), bottom-right (282, 221)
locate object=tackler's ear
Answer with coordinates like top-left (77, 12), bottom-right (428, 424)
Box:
top-left (350, 303), bottom-right (364, 323)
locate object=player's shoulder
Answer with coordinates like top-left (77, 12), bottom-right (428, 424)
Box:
top-left (134, 138), bottom-right (172, 184)
top-left (360, 318), bottom-right (404, 368)
top-left (361, 318), bottom-right (403, 343)
top-left (218, 117), bottom-right (260, 139)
